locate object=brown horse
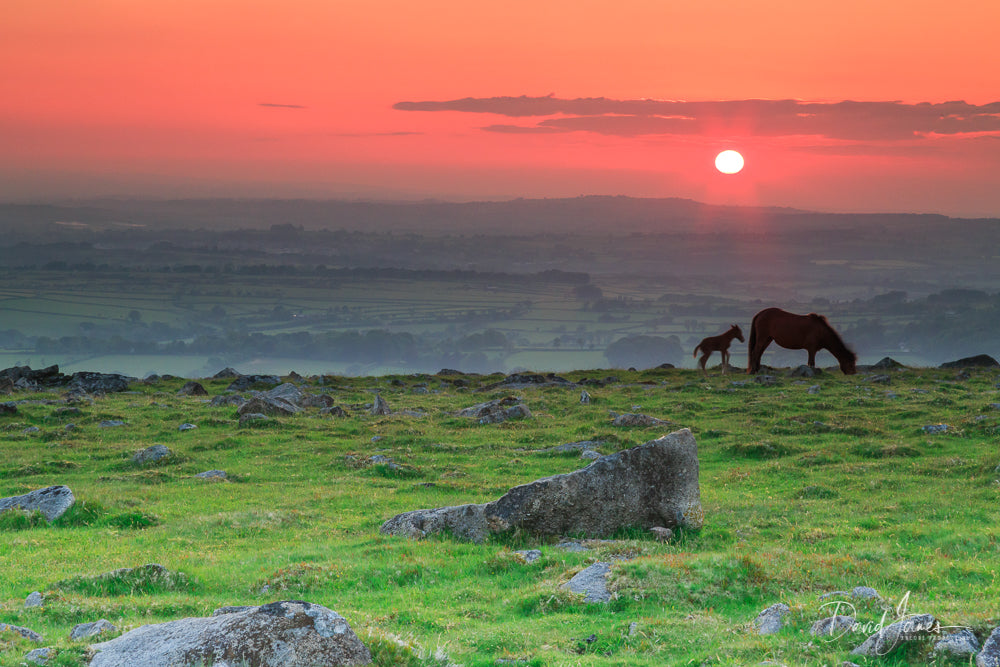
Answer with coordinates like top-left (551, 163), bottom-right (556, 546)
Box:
top-left (693, 324), bottom-right (744, 374)
top-left (747, 307), bottom-right (857, 374)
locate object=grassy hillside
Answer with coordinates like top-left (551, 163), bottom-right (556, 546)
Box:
top-left (1, 366), bottom-right (999, 666)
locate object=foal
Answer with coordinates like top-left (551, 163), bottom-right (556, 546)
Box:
top-left (693, 324), bottom-right (744, 374)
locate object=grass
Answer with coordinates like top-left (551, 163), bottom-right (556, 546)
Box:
top-left (0, 367), bottom-right (999, 665)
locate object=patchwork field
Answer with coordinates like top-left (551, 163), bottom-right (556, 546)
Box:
top-left (1, 365), bottom-right (999, 665)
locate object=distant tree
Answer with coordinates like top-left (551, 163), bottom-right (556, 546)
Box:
top-left (572, 284), bottom-right (604, 301)
top-left (605, 335), bottom-right (683, 369)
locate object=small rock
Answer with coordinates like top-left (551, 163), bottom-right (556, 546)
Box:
top-left (132, 444), bottom-right (171, 465)
top-left (978, 626), bottom-right (1000, 666)
top-left (561, 562), bottom-right (612, 603)
top-left (807, 385), bottom-right (821, 394)
top-left (556, 541), bottom-right (589, 552)
top-left (178, 423), bottom-right (197, 431)
top-left (55, 407), bottom-right (82, 416)
top-left (810, 615), bottom-right (857, 637)
top-left (321, 406), bottom-right (349, 418)
top-left (70, 619), bottom-right (116, 640)
top-left (25, 591), bottom-right (43, 608)
top-left (0, 485), bottom-right (75, 522)
top-left (752, 603), bottom-right (789, 635)
top-left (0, 622), bottom-right (42, 643)
top-left (210, 394), bottom-right (245, 407)
top-left (195, 470), bottom-right (227, 480)
top-left (753, 375), bottom-right (778, 386)
top-left (24, 647), bottom-right (51, 665)
top-left (64, 423), bottom-right (76, 431)
top-left (933, 628), bottom-right (980, 658)
top-left (628, 622), bottom-right (638, 637)
top-left (177, 381), bottom-right (208, 396)
top-left (212, 367), bottom-right (241, 379)
top-left (922, 424), bottom-right (950, 434)
top-left (580, 449), bottom-right (601, 460)
top-left (788, 365), bottom-right (820, 377)
top-left (611, 412), bottom-right (672, 427)
top-left (649, 526), bottom-right (673, 542)
top-left (370, 393), bottom-right (392, 416)
top-left (851, 614), bottom-right (939, 656)
top-left (515, 550), bottom-right (542, 563)
top-left (23, 426), bottom-right (40, 434)
top-left (867, 374), bottom-right (891, 384)
top-left (98, 420), bottom-right (126, 428)
top-left (580, 390), bottom-right (591, 404)
top-left (851, 586), bottom-right (880, 600)
top-left (238, 412), bottom-right (269, 426)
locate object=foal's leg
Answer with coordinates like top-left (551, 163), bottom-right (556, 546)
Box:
top-left (721, 349), bottom-right (729, 375)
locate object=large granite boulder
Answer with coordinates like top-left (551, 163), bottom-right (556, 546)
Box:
top-left (87, 600), bottom-right (371, 666)
top-left (940, 354), bottom-right (999, 369)
top-left (67, 372), bottom-right (134, 394)
top-left (237, 396), bottom-right (299, 417)
top-left (381, 428), bottom-right (702, 542)
top-left (0, 485), bottom-right (75, 522)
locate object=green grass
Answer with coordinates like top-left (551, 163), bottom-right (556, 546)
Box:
top-left (1, 367), bottom-right (999, 665)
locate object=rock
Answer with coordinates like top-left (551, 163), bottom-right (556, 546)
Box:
top-left (580, 390), bottom-right (591, 404)
top-left (556, 541), bottom-right (589, 552)
top-left (87, 600), bottom-right (372, 667)
top-left (23, 425), bottom-right (40, 434)
top-left (212, 367), bottom-right (242, 379)
top-left (437, 368), bottom-right (464, 376)
top-left (265, 382), bottom-right (305, 406)
top-left (67, 371), bottom-right (134, 394)
top-left (941, 354), bottom-right (999, 369)
top-left (650, 526), bottom-right (673, 542)
top-left (226, 374), bottom-right (281, 391)
top-left (239, 412), bottom-right (270, 426)
top-left (1, 401), bottom-right (18, 415)
top-left (978, 627), bottom-right (1000, 666)
top-left (369, 393), bottom-right (392, 416)
top-left (55, 406), bottom-right (82, 416)
top-left (788, 365), bottom-right (821, 377)
top-left (25, 591), bottom-right (43, 608)
top-left (810, 615), bottom-right (857, 637)
top-left (237, 395), bottom-right (299, 417)
top-left (611, 412), bottom-right (672, 427)
top-left (381, 428), bottom-right (702, 541)
top-left (300, 393), bottom-right (335, 408)
top-left (850, 613), bottom-right (939, 656)
top-left (923, 424), bottom-right (950, 434)
top-left (24, 647), bottom-right (51, 665)
top-left (754, 375), bottom-right (778, 386)
top-left (581, 450), bottom-right (601, 460)
top-left (195, 470), bottom-right (227, 480)
top-left (213, 606), bottom-right (257, 616)
top-left (807, 385), bottom-right (821, 394)
top-left (0, 485), bottom-right (75, 522)
top-left (287, 371), bottom-right (304, 382)
top-left (458, 396), bottom-right (531, 424)
top-left (177, 381), bottom-right (208, 396)
top-left (561, 562), bottom-right (612, 603)
top-left (98, 420), bottom-right (126, 428)
top-left (132, 445), bottom-right (171, 465)
top-left (515, 549), bottom-right (542, 563)
top-left (178, 423), bottom-right (198, 431)
top-left (535, 440), bottom-right (605, 454)
top-left (872, 357), bottom-right (904, 369)
top-left (70, 619), bottom-right (116, 640)
top-left (933, 628), bottom-right (980, 658)
top-left (752, 603), bottom-right (790, 635)
top-left (851, 586), bottom-right (880, 600)
top-left (478, 372), bottom-right (573, 392)
top-left (0, 622), bottom-right (42, 643)
top-left (867, 374), bottom-right (891, 384)
top-left (321, 406), bottom-right (350, 418)
top-left (210, 394), bottom-right (246, 407)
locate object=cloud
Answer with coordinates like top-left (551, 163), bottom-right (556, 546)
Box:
top-left (259, 102), bottom-right (307, 109)
top-left (394, 96), bottom-right (1000, 141)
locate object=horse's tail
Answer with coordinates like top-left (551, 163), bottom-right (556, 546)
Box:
top-left (692, 344), bottom-right (701, 358)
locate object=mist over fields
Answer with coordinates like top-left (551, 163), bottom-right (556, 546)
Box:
top-left (1, 196), bottom-right (998, 377)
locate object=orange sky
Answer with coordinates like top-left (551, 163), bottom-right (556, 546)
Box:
top-left (3, 0), bottom-right (999, 215)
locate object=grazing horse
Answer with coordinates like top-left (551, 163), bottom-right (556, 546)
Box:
top-left (747, 307), bottom-right (857, 374)
top-left (693, 324), bottom-right (744, 374)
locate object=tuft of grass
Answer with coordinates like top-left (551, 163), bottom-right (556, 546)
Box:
top-left (55, 563), bottom-right (191, 596)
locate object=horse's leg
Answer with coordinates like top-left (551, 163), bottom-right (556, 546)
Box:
top-left (698, 352), bottom-right (711, 373)
top-left (721, 349), bottom-right (729, 375)
top-left (751, 337), bottom-right (772, 373)
top-left (807, 348), bottom-right (817, 368)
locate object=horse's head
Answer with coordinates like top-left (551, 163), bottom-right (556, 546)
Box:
top-left (731, 324), bottom-right (745, 343)
top-left (839, 351), bottom-right (858, 375)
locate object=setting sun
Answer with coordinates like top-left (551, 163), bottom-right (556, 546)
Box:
top-left (715, 150), bottom-right (745, 174)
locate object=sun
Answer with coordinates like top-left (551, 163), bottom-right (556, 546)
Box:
top-left (715, 150), bottom-right (744, 174)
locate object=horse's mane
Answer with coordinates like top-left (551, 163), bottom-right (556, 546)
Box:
top-left (808, 313), bottom-right (856, 360)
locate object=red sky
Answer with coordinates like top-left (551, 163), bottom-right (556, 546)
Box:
top-left (3, 0), bottom-right (1000, 216)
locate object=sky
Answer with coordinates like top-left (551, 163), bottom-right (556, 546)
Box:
top-left (3, 0), bottom-right (1000, 216)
